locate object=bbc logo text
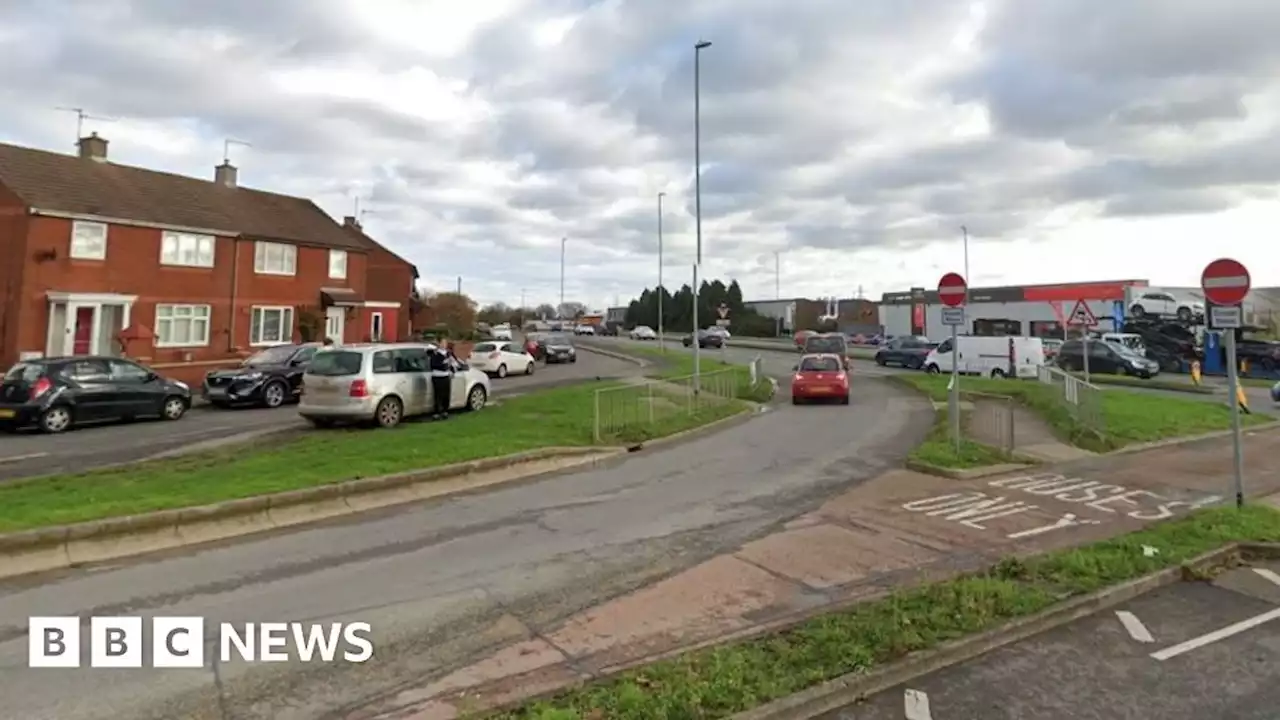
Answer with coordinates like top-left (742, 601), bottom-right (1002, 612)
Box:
top-left (29, 617), bottom-right (374, 668)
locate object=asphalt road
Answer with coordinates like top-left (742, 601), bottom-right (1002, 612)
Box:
top-left (0, 354), bottom-right (933, 719)
top-left (0, 349), bottom-right (641, 481)
top-left (821, 562), bottom-right (1280, 719)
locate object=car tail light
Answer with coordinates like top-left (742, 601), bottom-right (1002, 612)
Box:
top-left (348, 379), bottom-right (369, 397)
top-left (29, 376), bottom-right (52, 400)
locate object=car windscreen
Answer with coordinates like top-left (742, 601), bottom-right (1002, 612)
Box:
top-left (546, 334), bottom-right (571, 345)
top-left (800, 357), bottom-right (841, 372)
top-left (805, 337), bottom-right (846, 354)
top-left (473, 343), bottom-right (497, 353)
top-left (306, 351), bottom-right (364, 376)
top-left (244, 346), bottom-right (296, 366)
top-left (3, 363), bottom-right (42, 383)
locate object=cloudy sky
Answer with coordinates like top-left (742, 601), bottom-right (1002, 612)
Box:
top-left (1, 0), bottom-right (1278, 310)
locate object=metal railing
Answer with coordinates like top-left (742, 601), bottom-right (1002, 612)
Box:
top-left (592, 368), bottom-right (742, 442)
top-left (1036, 365), bottom-right (1104, 432)
top-left (962, 391), bottom-right (1016, 455)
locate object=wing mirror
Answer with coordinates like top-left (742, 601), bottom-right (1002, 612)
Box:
top-left (792, 364), bottom-right (799, 371)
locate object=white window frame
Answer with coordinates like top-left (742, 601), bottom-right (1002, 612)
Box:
top-left (253, 241), bottom-right (297, 276)
top-left (329, 249), bottom-right (348, 280)
top-left (371, 312), bottom-right (384, 342)
top-left (250, 306), bottom-right (294, 346)
top-left (154, 304), bottom-right (212, 348)
top-left (161, 231), bottom-right (216, 268)
top-left (70, 221), bottom-right (108, 260)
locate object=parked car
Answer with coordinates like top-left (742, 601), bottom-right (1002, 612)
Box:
top-left (1271, 380), bottom-right (1280, 403)
top-left (0, 356), bottom-right (191, 433)
top-left (1041, 338), bottom-right (1064, 362)
top-left (203, 343), bottom-right (319, 408)
top-left (574, 324), bottom-right (597, 336)
top-left (874, 337), bottom-right (934, 370)
top-left (924, 336), bottom-right (1046, 379)
top-left (1053, 340), bottom-right (1160, 378)
top-left (298, 343), bottom-right (490, 428)
top-left (542, 333), bottom-right (578, 364)
top-left (469, 341), bottom-right (536, 378)
top-left (630, 325), bottom-right (657, 340)
top-left (791, 354), bottom-right (850, 405)
top-left (491, 324), bottom-right (513, 341)
top-left (683, 329), bottom-right (724, 349)
top-left (524, 333), bottom-right (544, 360)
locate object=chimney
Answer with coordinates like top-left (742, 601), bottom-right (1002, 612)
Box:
top-left (77, 132), bottom-right (108, 162)
top-left (214, 161), bottom-right (238, 188)
top-left (343, 215), bottom-right (361, 230)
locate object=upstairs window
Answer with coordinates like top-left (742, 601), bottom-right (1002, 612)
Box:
top-left (70, 221), bottom-right (107, 260)
top-left (329, 249), bottom-right (348, 279)
top-left (161, 232), bottom-right (215, 267)
top-left (254, 241), bottom-right (297, 275)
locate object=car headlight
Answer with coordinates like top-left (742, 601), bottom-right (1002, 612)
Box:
top-left (241, 371), bottom-right (263, 381)
top-left (172, 380), bottom-right (189, 390)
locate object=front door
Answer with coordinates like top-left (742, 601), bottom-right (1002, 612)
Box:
top-left (325, 307), bottom-right (345, 344)
top-left (72, 307), bottom-right (94, 355)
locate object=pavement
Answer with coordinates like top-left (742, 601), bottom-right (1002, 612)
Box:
top-left (0, 349), bottom-right (640, 482)
top-left (0, 365), bottom-right (935, 719)
top-left (822, 562), bottom-right (1280, 719)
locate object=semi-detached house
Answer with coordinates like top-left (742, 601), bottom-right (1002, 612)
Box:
top-left (0, 133), bottom-right (417, 385)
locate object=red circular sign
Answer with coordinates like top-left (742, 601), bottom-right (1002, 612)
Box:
top-left (937, 272), bottom-right (967, 307)
top-left (1201, 258), bottom-right (1251, 305)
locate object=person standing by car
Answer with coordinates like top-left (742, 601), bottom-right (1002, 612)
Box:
top-left (429, 342), bottom-right (455, 419)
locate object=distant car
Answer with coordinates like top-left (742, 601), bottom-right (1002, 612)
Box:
top-left (802, 333), bottom-right (850, 369)
top-left (706, 326), bottom-right (731, 339)
top-left (630, 326), bottom-right (657, 340)
top-left (0, 356), bottom-right (191, 433)
top-left (1053, 340), bottom-right (1160, 378)
top-left (1271, 380), bottom-right (1280, 403)
top-left (469, 341), bottom-right (536, 378)
top-left (298, 343), bottom-right (490, 428)
top-left (204, 343), bottom-right (319, 408)
top-left (683, 329), bottom-right (724, 349)
top-left (542, 333), bottom-right (578, 364)
top-left (524, 333), bottom-right (544, 360)
top-left (874, 337), bottom-right (933, 370)
top-left (492, 325), bottom-right (513, 341)
top-left (574, 324), bottom-right (597, 336)
top-left (1128, 291), bottom-right (1204, 324)
top-left (791, 354), bottom-right (849, 405)
top-left (1041, 338), bottom-right (1064, 361)
top-left (793, 329), bottom-right (816, 349)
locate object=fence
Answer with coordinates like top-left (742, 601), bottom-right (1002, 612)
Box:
top-left (592, 366), bottom-right (756, 442)
top-left (1036, 364), bottom-right (1104, 432)
top-left (961, 391), bottom-right (1017, 455)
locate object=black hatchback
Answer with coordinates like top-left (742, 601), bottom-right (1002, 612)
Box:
top-left (0, 356), bottom-right (192, 433)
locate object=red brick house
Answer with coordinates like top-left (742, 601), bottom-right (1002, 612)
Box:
top-left (340, 216), bottom-right (419, 342)
top-left (0, 134), bottom-right (416, 384)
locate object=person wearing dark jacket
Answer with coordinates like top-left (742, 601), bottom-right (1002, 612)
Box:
top-left (428, 342), bottom-right (457, 419)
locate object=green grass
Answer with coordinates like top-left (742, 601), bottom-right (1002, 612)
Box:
top-left (612, 343), bottom-right (775, 403)
top-left (0, 382), bottom-right (747, 533)
top-left (891, 374), bottom-right (1273, 452)
top-left (1066, 372), bottom-right (1218, 394)
top-left (909, 409), bottom-right (1030, 469)
top-left (498, 505), bottom-right (1280, 719)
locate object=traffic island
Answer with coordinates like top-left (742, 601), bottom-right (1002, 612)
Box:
top-left (904, 408), bottom-right (1038, 479)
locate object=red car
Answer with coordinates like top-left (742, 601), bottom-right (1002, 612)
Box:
top-left (791, 354), bottom-right (850, 405)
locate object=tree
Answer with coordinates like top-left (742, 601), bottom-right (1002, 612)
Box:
top-left (534, 304), bottom-right (557, 320)
top-left (477, 302), bottom-right (512, 326)
top-left (427, 291), bottom-right (478, 337)
top-left (558, 301), bottom-right (587, 319)
top-left (621, 278), bottom-right (776, 336)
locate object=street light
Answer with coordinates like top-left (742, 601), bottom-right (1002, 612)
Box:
top-left (559, 236), bottom-right (567, 319)
top-left (692, 39), bottom-right (711, 393)
top-left (774, 251), bottom-right (782, 337)
top-left (657, 191), bottom-right (666, 351)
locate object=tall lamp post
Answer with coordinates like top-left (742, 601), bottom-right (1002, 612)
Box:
top-left (692, 39), bottom-right (711, 393)
top-left (657, 191), bottom-right (666, 350)
top-left (774, 251), bottom-right (782, 337)
top-left (559, 236), bottom-right (566, 320)
top-left (961, 226), bottom-right (970, 305)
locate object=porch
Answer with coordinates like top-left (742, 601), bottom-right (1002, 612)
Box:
top-left (44, 291), bottom-right (137, 358)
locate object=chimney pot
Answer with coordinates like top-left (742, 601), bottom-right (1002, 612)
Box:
top-left (215, 162), bottom-right (238, 188)
top-left (343, 215), bottom-right (361, 229)
top-left (77, 133), bottom-right (108, 162)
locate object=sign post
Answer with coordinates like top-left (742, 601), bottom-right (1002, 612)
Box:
top-left (1202, 258), bottom-right (1251, 508)
top-left (716, 304), bottom-right (730, 360)
top-left (1066, 299), bottom-right (1099, 381)
top-left (938, 273), bottom-right (967, 452)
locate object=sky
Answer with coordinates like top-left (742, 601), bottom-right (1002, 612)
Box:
top-left (1, 0), bottom-right (1278, 311)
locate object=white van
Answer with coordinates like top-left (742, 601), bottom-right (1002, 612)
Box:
top-left (923, 336), bottom-right (1046, 379)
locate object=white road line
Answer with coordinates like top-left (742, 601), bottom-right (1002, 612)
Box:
top-left (1253, 567), bottom-right (1280, 587)
top-left (0, 452), bottom-right (50, 465)
top-left (1116, 610), bottom-right (1155, 643)
top-left (904, 688), bottom-right (933, 720)
top-left (1151, 607), bottom-right (1280, 661)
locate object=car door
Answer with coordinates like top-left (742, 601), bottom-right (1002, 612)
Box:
top-left (106, 359), bottom-right (165, 417)
top-left (1088, 342), bottom-right (1117, 373)
top-left (59, 359), bottom-right (118, 421)
top-left (394, 347), bottom-right (431, 416)
top-left (285, 346), bottom-right (319, 397)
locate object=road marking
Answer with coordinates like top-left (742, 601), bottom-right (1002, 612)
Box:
top-left (1150, 607), bottom-right (1280, 661)
top-left (0, 452), bottom-right (49, 465)
top-left (904, 688), bottom-right (932, 720)
top-left (1115, 610), bottom-right (1154, 643)
top-left (1253, 568), bottom-right (1280, 587)
top-left (1005, 513), bottom-right (1100, 538)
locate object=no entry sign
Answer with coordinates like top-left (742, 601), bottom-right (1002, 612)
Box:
top-left (937, 272), bottom-right (967, 307)
top-left (1201, 258), bottom-right (1251, 306)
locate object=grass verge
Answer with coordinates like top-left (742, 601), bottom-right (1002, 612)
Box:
top-left (606, 343), bottom-right (775, 403)
top-left (891, 374), bottom-right (1272, 453)
top-left (909, 409), bottom-right (1031, 469)
top-left (0, 381), bottom-right (747, 533)
top-left (499, 504), bottom-right (1280, 720)
top-left (1065, 372), bottom-right (1218, 394)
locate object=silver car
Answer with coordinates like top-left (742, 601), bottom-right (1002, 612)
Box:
top-left (298, 343), bottom-right (491, 428)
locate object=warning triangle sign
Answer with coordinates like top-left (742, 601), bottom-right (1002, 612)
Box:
top-left (1067, 299), bottom-right (1099, 327)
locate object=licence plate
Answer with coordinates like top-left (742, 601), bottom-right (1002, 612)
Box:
top-left (205, 387), bottom-right (228, 397)
top-left (0, 409), bottom-right (14, 418)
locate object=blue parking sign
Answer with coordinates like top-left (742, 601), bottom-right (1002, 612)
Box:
top-left (1112, 300), bottom-right (1125, 328)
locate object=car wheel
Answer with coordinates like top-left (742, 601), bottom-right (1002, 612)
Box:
top-left (1130, 304), bottom-right (1145, 317)
top-left (990, 368), bottom-right (1006, 379)
top-left (908, 358), bottom-right (923, 370)
top-left (526, 362), bottom-right (535, 375)
top-left (497, 364), bottom-right (508, 378)
top-left (875, 355), bottom-right (887, 366)
top-left (792, 396), bottom-right (803, 405)
top-left (467, 385), bottom-right (487, 411)
top-left (307, 417), bottom-right (336, 429)
top-left (570, 356), bottom-right (577, 363)
top-left (375, 397), bottom-right (404, 428)
top-left (161, 396), bottom-right (187, 420)
top-left (39, 406), bottom-right (72, 433)
top-left (262, 380), bottom-right (287, 408)
top-left (926, 364), bottom-right (940, 374)
top-left (840, 394), bottom-right (850, 405)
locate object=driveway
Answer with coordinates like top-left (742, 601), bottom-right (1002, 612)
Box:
top-left (0, 350), bottom-right (641, 481)
top-left (0, 366), bottom-right (933, 719)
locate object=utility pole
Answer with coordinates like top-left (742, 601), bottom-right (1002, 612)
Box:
top-left (56, 107), bottom-right (114, 145)
top-left (962, 226), bottom-right (971, 304)
top-left (657, 191), bottom-right (666, 350)
top-left (520, 289), bottom-right (526, 329)
top-left (693, 39), bottom-right (712, 394)
top-left (456, 276), bottom-right (462, 294)
top-left (559, 237), bottom-right (567, 319)
top-left (774, 251), bottom-right (782, 337)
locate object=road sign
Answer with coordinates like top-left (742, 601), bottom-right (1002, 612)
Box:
top-left (716, 304), bottom-right (730, 319)
top-left (1201, 258), bottom-right (1251, 306)
top-left (1210, 304), bottom-right (1243, 329)
top-left (941, 307), bottom-right (965, 326)
top-left (937, 273), bottom-right (967, 307)
top-left (1067, 299), bottom-right (1099, 327)
top-left (715, 318), bottom-right (730, 327)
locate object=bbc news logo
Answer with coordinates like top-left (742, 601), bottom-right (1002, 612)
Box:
top-left (28, 617), bottom-right (373, 668)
